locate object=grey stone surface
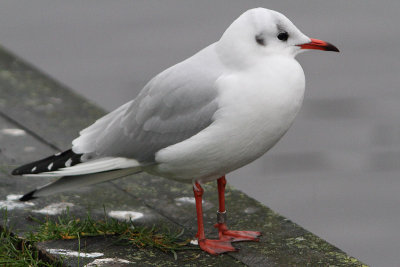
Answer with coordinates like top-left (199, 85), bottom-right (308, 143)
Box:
top-left (0, 46), bottom-right (365, 266)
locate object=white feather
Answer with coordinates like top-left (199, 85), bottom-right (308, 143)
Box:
top-left (33, 168), bottom-right (141, 198)
top-left (72, 100), bottom-right (133, 154)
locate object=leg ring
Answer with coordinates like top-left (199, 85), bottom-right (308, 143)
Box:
top-left (217, 210), bottom-right (227, 224)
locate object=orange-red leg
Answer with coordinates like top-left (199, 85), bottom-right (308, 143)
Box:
top-left (214, 176), bottom-right (261, 242)
top-left (193, 181), bottom-right (236, 254)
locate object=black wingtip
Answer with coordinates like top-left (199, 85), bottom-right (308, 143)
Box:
top-left (19, 190), bottom-right (37, 202)
top-left (11, 168), bottom-right (21, 175)
top-left (11, 149), bottom-right (82, 176)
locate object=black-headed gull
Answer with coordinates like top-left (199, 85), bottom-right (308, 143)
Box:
top-left (13, 8), bottom-right (338, 254)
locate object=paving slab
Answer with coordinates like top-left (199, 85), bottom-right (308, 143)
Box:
top-left (36, 237), bottom-right (244, 267)
top-left (0, 45), bottom-right (366, 266)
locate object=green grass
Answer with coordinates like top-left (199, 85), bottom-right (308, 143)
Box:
top-left (1, 209), bottom-right (192, 265)
top-left (0, 228), bottom-right (55, 266)
top-left (28, 210), bottom-right (190, 253)
top-left (0, 210), bottom-right (55, 266)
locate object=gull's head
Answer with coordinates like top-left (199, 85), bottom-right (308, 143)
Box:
top-left (217, 8), bottom-right (339, 67)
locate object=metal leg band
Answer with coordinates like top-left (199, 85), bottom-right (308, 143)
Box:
top-left (217, 210), bottom-right (227, 224)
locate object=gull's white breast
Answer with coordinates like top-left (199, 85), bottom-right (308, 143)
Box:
top-left (151, 56), bottom-right (305, 182)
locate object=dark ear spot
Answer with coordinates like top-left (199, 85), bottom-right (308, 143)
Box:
top-left (255, 34), bottom-right (265, 46)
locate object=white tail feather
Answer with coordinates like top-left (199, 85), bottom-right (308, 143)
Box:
top-left (33, 167), bottom-right (141, 198)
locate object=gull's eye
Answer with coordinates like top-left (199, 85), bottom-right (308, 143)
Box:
top-left (277, 31), bottom-right (289, 41)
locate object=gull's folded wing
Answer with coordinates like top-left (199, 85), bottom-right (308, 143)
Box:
top-left (73, 43), bottom-right (224, 163)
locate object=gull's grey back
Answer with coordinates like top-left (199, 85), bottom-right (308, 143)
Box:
top-left (73, 43), bottom-right (224, 163)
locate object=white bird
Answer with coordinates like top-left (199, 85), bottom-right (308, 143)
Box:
top-left (13, 8), bottom-right (338, 254)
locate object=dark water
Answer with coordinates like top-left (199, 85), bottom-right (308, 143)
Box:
top-left (1, 1), bottom-right (400, 265)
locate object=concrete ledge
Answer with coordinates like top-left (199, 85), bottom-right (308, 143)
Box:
top-left (0, 45), bottom-right (366, 266)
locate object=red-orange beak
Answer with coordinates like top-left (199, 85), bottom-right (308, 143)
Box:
top-left (298, 38), bottom-right (339, 52)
